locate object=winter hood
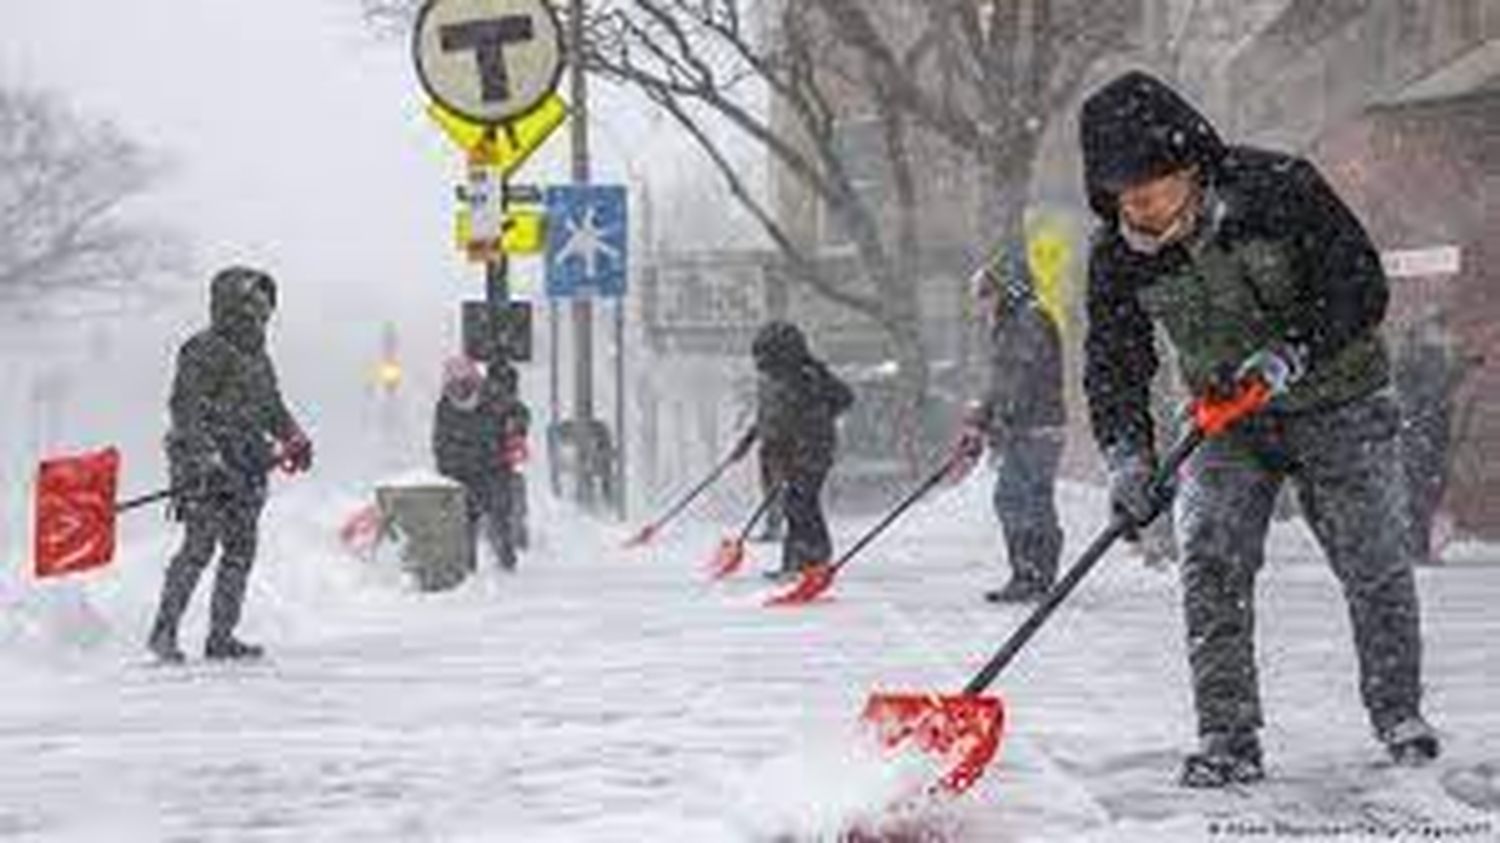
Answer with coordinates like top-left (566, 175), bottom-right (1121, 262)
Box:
top-left (1079, 70), bottom-right (1226, 221)
top-left (209, 265), bottom-right (277, 352)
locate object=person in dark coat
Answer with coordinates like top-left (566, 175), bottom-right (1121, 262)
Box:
top-left (1079, 70), bottom-right (1438, 786)
top-left (731, 321), bottom-right (854, 578)
top-left (956, 248), bottom-right (1066, 603)
top-left (148, 266), bottom-right (312, 663)
top-left (432, 356), bottom-right (528, 571)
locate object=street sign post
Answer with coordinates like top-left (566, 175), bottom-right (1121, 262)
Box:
top-left (544, 185), bottom-right (628, 299)
top-left (415, 0), bottom-right (566, 557)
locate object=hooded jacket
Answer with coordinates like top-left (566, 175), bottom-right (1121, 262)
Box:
top-left (751, 321), bottom-right (854, 475)
top-left (432, 368), bottom-right (528, 486)
top-left (167, 267), bottom-right (300, 484)
top-left (1079, 71), bottom-right (1390, 456)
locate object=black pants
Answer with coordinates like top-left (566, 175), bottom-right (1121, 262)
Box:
top-left (465, 475), bottom-right (516, 570)
top-left (991, 428), bottom-right (1064, 586)
top-left (780, 465), bottom-right (832, 572)
top-left (151, 484), bottom-right (265, 646)
top-left (1177, 389), bottom-right (1424, 739)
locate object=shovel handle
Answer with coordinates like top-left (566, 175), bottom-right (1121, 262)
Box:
top-left (736, 481), bottom-right (785, 544)
top-left (631, 437), bottom-right (747, 542)
top-left (960, 376), bottom-right (1274, 696)
top-left (830, 454), bottom-right (956, 575)
top-left (115, 486), bottom-right (180, 514)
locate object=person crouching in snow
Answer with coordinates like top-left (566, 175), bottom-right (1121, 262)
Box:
top-left (1079, 70), bottom-right (1439, 787)
top-left (954, 248), bottom-right (1066, 604)
top-left (148, 266), bottom-right (313, 663)
top-left (433, 357), bottom-right (529, 572)
top-left (731, 321), bottom-right (854, 580)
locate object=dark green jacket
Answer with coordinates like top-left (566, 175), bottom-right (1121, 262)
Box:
top-left (1079, 73), bottom-right (1390, 457)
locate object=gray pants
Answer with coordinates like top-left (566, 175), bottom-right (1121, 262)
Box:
top-left (991, 428), bottom-right (1064, 585)
top-left (1176, 388), bottom-right (1424, 739)
top-left (151, 486), bottom-right (266, 646)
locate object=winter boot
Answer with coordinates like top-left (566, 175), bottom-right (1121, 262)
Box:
top-left (984, 576), bottom-right (1050, 604)
top-left (1179, 731), bottom-right (1265, 788)
top-left (1382, 717), bottom-right (1441, 766)
top-left (147, 627), bottom-right (186, 664)
top-left (204, 635), bottom-right (265, 661)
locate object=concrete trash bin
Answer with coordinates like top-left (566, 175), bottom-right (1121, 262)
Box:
top-left (375, 479), bottom-right (474, 592)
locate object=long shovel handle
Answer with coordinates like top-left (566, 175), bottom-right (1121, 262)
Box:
top-left (736, 481), bottom-right (785, 544)
top-left (830, 454), bottom-right (958, 576)
top-left (960, 377), bottom-right (1274, 696)
top-left (627, 441), bottom-right (745, 545)
top-left (115, 486), bottom-right (181, 514)
top-left (961, 430), bottom-right (1200, 695)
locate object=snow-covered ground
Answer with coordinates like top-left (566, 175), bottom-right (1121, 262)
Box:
top-left (2, 471), bottom-right (1498, 841)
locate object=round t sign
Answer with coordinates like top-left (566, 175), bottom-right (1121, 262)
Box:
top-left (413, 0), bottom-right (564, 125)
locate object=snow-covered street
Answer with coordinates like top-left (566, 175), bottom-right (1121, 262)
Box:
top-left (2, 476), bottom-right (1497, 841)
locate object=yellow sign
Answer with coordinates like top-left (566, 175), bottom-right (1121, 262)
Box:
top-left (428, 93), bottom-right (567, 176)
top-left (457, 209), bottom-right (546, 260)
top-left (1025, 213), bottom-right (1075, 331)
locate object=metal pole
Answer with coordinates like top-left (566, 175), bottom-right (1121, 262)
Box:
top-left (568, 0), bottom-right (596, 509)
top-left (615, 291), bottom-right (626, 518)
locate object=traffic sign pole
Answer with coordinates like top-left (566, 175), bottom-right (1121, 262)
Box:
top-left (567, 0), bottom-right (600, 512)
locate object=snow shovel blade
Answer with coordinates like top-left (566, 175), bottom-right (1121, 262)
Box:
top-left (707, 538), bottom-right (746, 580)
top-left (764, 561), bottom-right (836, 606)
top-left (860, 692), bottom-right (1006, 797)
top-left (34, 447), bottom-right (122, 579)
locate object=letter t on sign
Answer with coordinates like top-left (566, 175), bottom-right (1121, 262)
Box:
top-left (440, 16), bottom-right (536, 103)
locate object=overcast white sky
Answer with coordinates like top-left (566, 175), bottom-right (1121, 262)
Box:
top-left (0, 0), bottom-right (731, 490)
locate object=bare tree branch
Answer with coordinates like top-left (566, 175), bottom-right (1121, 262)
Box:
top-left (0, 86), bottom-right (186, 311)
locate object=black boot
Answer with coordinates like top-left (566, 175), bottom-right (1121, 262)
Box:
top-left (204, 634), bottom-right (265, 661)
top-left (985, 575), bottom-right (1050, 604)
top-left (147, 626), bottom-right (186, 664)
top-left (1179, 731), bottom-right (1265, 788)
top-left (1382, 717), bottom-right (1441, 766)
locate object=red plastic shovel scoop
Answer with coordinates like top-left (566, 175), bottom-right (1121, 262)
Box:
top-left (707, 482), bottom-right (784, 580)
top-left (856, 377), bottom-right (1272, 796)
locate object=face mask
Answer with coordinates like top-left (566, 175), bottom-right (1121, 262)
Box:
top-left (1120, 183), bottom-right (1223, 256)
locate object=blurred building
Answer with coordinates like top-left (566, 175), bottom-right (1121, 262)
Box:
top-left (1213, 0), bottom-right (1499, 541)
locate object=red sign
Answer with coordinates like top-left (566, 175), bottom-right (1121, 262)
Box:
top-left (34, 448), bottom-right (120, 578)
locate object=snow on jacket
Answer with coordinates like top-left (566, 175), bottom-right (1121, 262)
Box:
top-left (1079, 71), bottom-right (1390, 456)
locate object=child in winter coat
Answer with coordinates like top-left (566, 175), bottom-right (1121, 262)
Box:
top-left (432, 357), bottom-right (528, 571)
top-left (731, 321), bottom-right (854, 578)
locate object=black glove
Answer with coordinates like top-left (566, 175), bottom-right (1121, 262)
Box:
top-left (1106, 444), bottom-right (1171, 530)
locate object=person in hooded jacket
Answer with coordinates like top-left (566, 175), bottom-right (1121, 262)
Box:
top-left (731, 321), bottom-right (854, 579)
top-left (955, 248), bottom-right (1066, 603)
top-left (148, 266), bottom-right (312, 663)
top-left (1079, 71), bottom-right (1439, 786)
top-left (433, 357), bottom-right (529, 572)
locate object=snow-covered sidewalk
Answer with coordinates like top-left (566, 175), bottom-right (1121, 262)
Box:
top-left (1, 476), bottom-right (1497, 841)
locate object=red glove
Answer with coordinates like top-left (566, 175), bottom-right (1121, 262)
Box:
top-left (278, 431), bottom-right (313, 474)
top-left (501, 432), bottom-right (529, 469)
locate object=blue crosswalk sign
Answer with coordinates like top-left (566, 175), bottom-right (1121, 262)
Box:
top-left (545, 185), bottom-right (628, 299)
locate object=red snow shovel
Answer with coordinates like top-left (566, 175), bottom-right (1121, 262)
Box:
top-left (624, 434), bottom-right (748, 549)
top-left (32, 447), bottom-right (199, 579)
top-left (765, 454), bottom-right (963, 607)
top-left (707, 481), bottom-right (785, 580)
top-left (34, 443), bottom-right (309, 580)
top-left (859, 376), bottom-right (1274, 797)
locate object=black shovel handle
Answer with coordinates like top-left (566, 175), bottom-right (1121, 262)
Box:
top-left (115, 486), bottom-right (183, 514)
top-left (642, 436), bottom-right (747, 535)
top-left (736, 481), bottom-right (785, 544)
top-left (962, 427), bottom-right (1204, 696)
top-left (830, 454), bottom-right (958, 576)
